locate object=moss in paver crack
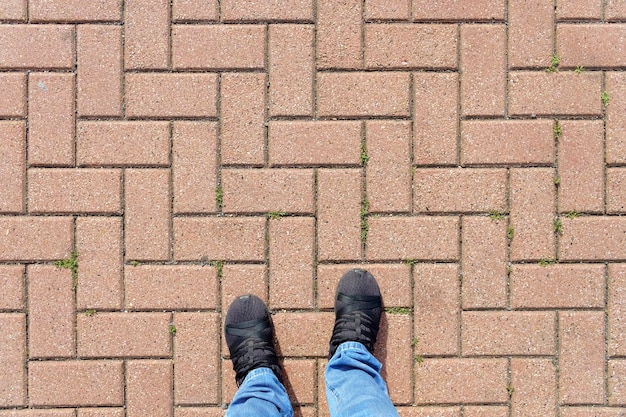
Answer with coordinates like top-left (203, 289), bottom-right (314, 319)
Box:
top-left (539, 258), bottom-right (556, 266)
top-left (489, 210), bottom-right (505, 221)
top-left (602, 91), bottom-right (610, 107)
top-left (360, 198), bottom-right (369, 243)
top-left (55, 251), bottom-right (78, 290)
top-left (553, 218), bottom-right (564, 235)
top-left (129, 260), bottom-right (141, 266)
top-left (215, 186), bottom-right (223, 211)
top-left (267, 211), bottom-right (286, 220)
top-left (507, 226), bottom-right (514, 240)
top-left (169, 324), bottom-right (177, 335)
top-left (384, 307), bottom-right (411, 314)
top-left (404, 258), bottom-right (418, 266)
top-left (553, 120), bottom-right (563, 141)
top-left (546, 54), bottom-right (560, 72)
top-left (574, 65), bottom-right (584, 74)
top-left (360, 141), bottom-right (369, 165)
top-left (84, 309), bottom-right (97, 317)
top-left (507, 384), bottom-right (515, 398)
top-left (209, 260), bottom-right (224, 278)
top-left (554, 176), bottom-right (561, 186)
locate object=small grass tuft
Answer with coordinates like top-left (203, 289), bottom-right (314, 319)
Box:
top-left (546, 54), bottom-right (560, 72)
top-left (507, 384), bottom-right (515, 397)
top-left (361, 142), bottom-right (369, 165)
top-left (84, 309), bottom-right (97, 317)
top-left (385, 307), bottom-right (412, 314)
top-left (411, 337), bottom-right (419, 347)
top-left (55, 251), bottom-right (78, 290)
top-left (553, 120), bottom-right (563, 141)
top-left (554, 176), bottom-right (561, 186)
top-left (507, 226), bottom-right (514, 240)
top-left (602, 91), bottom-right (610, 107)
top-left (215, 186), bottom-right (223, 211)
top-left (267, 211), bottom-right (286, 220)
top-left (404, 258), bottom-right (419, 266)
top-left (129, 260), bottom-right (141, 267)
top-left (489, 210), bottom-right (506, 221)
top-left (169, 324), bottom-right (177, 335)
top-left (565, 211), bottom-right (580, 219)
top-left (209, 260), bottom-right (224, 277)
top-left (553, 218), bottom-right (563, 235)
top-left (414, 354), bottom-right (424, 364)
top-left (539, 258), bottom-right (556, 266)
top-left (574, 65), bottom-right (584, 73)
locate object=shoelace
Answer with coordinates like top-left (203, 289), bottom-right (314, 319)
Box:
top-left (331, 309), bottom-right (378, 350)
top-left (231, 337), bottom-right (278, 383)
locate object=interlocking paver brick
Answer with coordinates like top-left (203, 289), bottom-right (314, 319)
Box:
top-left (317, 264), bottom-right (412, 308)
top-left (222, 169), bottom-right (315, 214)
top-left (0, 73), bottom-right (26, 117)
top-left (609, 264), bottom-right (626, 357)
top-left (607, 0), bottom-right (626, 19)
top-left (0, 0), bottom-right (26, 20)
top-left (273, 312), bottom-right (334, 357)
top-left (28, 168), bottom-right (122, 214)
top-left (269, 24), bottom-right (314, 116)
top-left (461, 120), bottom-right (554, 165)
top-left (220, 73), bottom-right (266, 165)
top-left (511, 358), bottom-right (557, 417)
top-left (365, 0), bottom-right (410, 20)
top-left (365, 24), bottom-right (457, 69)
top-left (397, 407), bottom-right (460, 417)
top-left (464, 407), bottom-right (508, 417)
top-left (221, 264), bottom-right (268, 310)
top-left (557, 0), bottom-right (603, 19)
top-left (172, 25), bottom-right (266, 69)
top-left (415, 359), bottom-right (508, 404)
top-left (28, 73), bottom-right (74, 166)
top-left (269, 121), bottom-right (361, 166)
top-left (0, 313), bottom-right (25, 406)
top-left (561, 408), bottom-right (626, 417)
top-left (377, 313), bottom-right (413, 404)
top-left (607, 72), bottom-right (626, 164)
top-left (558, 121), bottom-right (604, 213)
top-left (0, 121), bottom-right (24, 213)
top-left (368, 217), bottom-right (459, 261)
top-left (560, 217), bottom-right (626, 260)
top-left (76, 217), bottom-right (123, 310)
top-left (609, 360), bottom-right (626, 405)
top-left (222, 0), bottom-right (314, 21)
top-left (77, 121), bottom-right (170, 166)
top-left (173, 121), bottom-right (218, 213)
top-left (0, 265), bottom-right (24, 310)
top-left (462, 311), bottom-right (555, 356)
top-left (125, 73), bottom-right (218, 118)
top-left (126, 265), bottom-right (218, 310)
top-left (509, 0), bottom-right (553, 68)
top-left (413, 168), bottom-right (507, 213)
top-left (317, 0), bottom-right (362, 69)
top-left (0, 25), bottom-right (74, 69)
top-left (511, 264), bottom-right (605, 309)
top-left (559, 311), bottom-right (605, 405)
top-left (282, 359), bottom-right (316, 404)
top-left (125, 0), bottom-right (169, 69)
top-left (559, 24), bottom-right (626, 68)
top-left (413, 0), bottom-right (505, 20)
top-left (174, 217), bottom-right (266, 261)
top-left (0, 412), bottom-right (86, 417)
top-left (461, 216), bottom-right (508, 309)
top-left (174, 312), bottom-right (220, 404)
top-left (414, 263), bottom-right (459, 356)
top-left (509, 71), bottom-right (603, 116)
top-left (172, 0), bottom-right (218, 21)
top-left (317, 169), bottom-right (362, 261)
top-left (460, 24), bottom-right (506, 116)
top-left (174, 409), bottom-right (224, 417)
top-left (77, 25), bottom-right (123, 117)
top-left (365, 121), bottom-right (411, 213)
top-left (29, 360), bottom-right (124, 406)
top-left (608, 168), bottom-right (626, 214)
top-left (30, 0), bottom-right (123, 21)
top-left (509, 168), bottom-right (555, 261)
top-left (413, 72), bottom-right (459, 165)
top-left (125, 169), bottom-right (171, 261)
top-left (317, 72), bottom-right (410, 117)
top-left (78, 409), bottom-right (124, 417)
top-left (0, 217), bottom-right (72, 261)
top-left (77, 312), bottom-right (171, 357)
top-left (126, 360), bottom-right (173, 417)
top-left (269, 217), bottom-right (315, 309)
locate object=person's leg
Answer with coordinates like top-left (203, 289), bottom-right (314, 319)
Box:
top-left (224, 295), bottom-right (293, 417)
top-left (325, 269), bottom-right (400, 417)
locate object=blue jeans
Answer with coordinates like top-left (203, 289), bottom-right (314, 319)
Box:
top-left (226, 342), bottom-right (399, 417)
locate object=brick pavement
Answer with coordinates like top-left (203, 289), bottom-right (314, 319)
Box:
top-left (1, 1), bottom-right (625, 416)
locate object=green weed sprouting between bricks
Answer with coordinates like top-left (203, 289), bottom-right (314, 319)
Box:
top-left (129, 260), bottom-right (141, 267)
top-left (602, 91), bottom-right (610, 107)
top-left (84, 309), bottom-right (96, 317)
top-left (169, 324), bottom-right (177, 335)
top-left (553, 218), bottom-right (563, 235)
top-left (209, 260), bottom-right (224, 277)
top-left (507, 384), bottom-right (515, 397)
top-left (489, 210), bottom-right (505, 221)
top-left (566, 211), bottom-right (580, 219)
top-left (546, 54), bottom-right (560, 72)
top-left (215, 186), bottom-right (223, 210)
top-left (574, 65), bottom-right (584, 73)
top-left (55, 251), bottom-right (78, 290)
top-left (384, 307), bottom-right (412, 314)
top-left (411, 337), bottom-right (419, 347)
top-left (361, 142), bottom-right (369, 165)
top-left (414, 354), bottom-right (424, 364)
top-left (539, 258), bottom-right (556, 266)
top-left (554, 176), bottom-right (561, 186)
top-left (360, 198), bottom-right (369, 243)
top-left (267, 211), bottom-right (286, 220)
top-left (553, 120), bottom-right (563, 141)
top-left (507, 226), bottom-right (514, 240)
top-left (404, 259), bottom-right (419, 266)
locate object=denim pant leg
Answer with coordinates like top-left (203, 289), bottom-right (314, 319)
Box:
top-left (325, 342), bottom-right (400, 417)
top-left (226, 368), bottom-right (294, 417)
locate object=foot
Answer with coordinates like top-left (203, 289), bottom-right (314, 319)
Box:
top-left (328, 269), bottom-right (382, 359)
top-left (225, 294), bottom-right (282, 386)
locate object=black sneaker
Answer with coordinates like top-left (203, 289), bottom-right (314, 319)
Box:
top-left (328, 269), bottom-right (382, 359)
top-left (225, 294), bottom-right (282, 386)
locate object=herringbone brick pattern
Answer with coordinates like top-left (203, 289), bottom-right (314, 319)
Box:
top-left (1, 1), bottom-right (625, 416)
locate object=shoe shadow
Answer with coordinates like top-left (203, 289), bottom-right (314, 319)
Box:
top-left (373, 310), bottom-right (390, 383)
top-left (273, 332), bottom-right (307, 417)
